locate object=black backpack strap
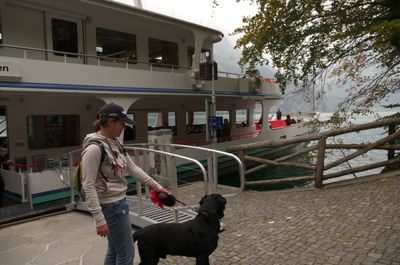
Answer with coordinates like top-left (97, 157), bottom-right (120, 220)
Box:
top-left (84, 139), bottom-right (109, 182)
top-left (114, 138), bottom-right (127, 155)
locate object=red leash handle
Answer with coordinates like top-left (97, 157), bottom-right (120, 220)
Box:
top-left (150, 188), bottom-right (164, 209)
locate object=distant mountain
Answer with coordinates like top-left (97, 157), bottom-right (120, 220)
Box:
top-left (214, 39), bottom-right (400, 113)
top-left (214, 38), bottom-right (275, 78)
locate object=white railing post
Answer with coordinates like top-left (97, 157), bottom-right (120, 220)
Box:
top-left (69, 152), bottom-right (75, 205)
top-left (19, 167), bottom-right (26, 203)
top-left (207, 151), bottom-right (214, 192)
top-left (26, 174), bottom-right (33, 210)
top-left (134, 149), bottom-right (143, 216)
top-left (143, 150), bottom-right (150, 198)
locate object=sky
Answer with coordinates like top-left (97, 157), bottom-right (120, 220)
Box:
top-left (112, 0), bottom-right (270, 76)
top-left (111, 0), bottom-right (400, 112)
top-left (112, 0), bottom-right (256, 45)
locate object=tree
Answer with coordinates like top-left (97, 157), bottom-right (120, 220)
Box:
top-left (233, 0), bottom-right (400, 109)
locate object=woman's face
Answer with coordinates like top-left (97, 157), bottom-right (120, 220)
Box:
top-left (107, 118), bottom-right (126, 137)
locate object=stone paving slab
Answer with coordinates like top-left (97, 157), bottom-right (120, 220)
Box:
top-left (0, 173), bottom-right (399, 265)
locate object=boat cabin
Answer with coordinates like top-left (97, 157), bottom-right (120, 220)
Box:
top-left (0, 0), bottom-right (286, 169)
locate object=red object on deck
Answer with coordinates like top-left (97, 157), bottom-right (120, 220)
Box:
top-left (269, 120), bottom-right (286, 128)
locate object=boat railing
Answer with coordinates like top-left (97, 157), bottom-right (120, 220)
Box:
top-left (0, 43), bottom-right (190, 73)
top-left (65, 144), bottom-right (244, 224)
top-left (217, 71), bottom-right (243, 79)
top-left (126, 143), bottom-right (245, 198)
top-left (227, 116), bottom-right (400, 188)
top-left (0, 43), bottom-right (249, 79)
top-left (175, 130), bottom-right (260, 146)
top-left (0, 161), bottom-right (44, 210)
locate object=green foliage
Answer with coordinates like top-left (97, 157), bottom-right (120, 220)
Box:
top-left (233, 0), bottom-right (400, 108)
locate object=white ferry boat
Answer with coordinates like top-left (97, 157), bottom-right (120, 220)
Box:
top-left (0, 0), bottom-right (314, 207)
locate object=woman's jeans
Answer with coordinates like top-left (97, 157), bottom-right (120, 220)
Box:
top-left (101, 198), bottom-right (134, 265)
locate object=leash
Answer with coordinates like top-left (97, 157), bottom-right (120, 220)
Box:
top-left (174, 197), bottom-right (199, 212)
top-left (174, 198), bottom-right (186, 206)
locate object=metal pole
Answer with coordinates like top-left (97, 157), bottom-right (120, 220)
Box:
top-left (211, 55), bottom-right (218, 192)
top-left (205, 99), bottom-right (210, 143)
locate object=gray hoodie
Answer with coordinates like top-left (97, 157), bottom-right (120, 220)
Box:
top-left (81, 132), bottom-right (162, 227)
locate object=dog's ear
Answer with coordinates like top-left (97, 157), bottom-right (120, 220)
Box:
top-left (217, 195), bottom-right (227, 206)
top-left (199, 195), bottom-right (209, 205)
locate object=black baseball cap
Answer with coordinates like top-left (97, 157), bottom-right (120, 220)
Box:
top-left (98, 103), bottom-right (134, 125)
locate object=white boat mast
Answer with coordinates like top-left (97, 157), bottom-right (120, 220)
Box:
top-left (134, 0), bottom-right (143, 8)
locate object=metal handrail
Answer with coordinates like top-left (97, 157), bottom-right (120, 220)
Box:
top-left (128, 143), bottom-right (245, 197)
top-left (125, 146), bottom-right (210, 196)
top-left (0, 43), bottom-right (250, 78)
top-left (65, 146), bottom-right (211, 209)
top-left (0, 43), bottom-right (190, 71)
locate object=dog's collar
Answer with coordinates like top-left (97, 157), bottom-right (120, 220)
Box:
top-left (198, 211), bottom-right (223, 221)
top-left (198, 211), bottom-right (209, 217)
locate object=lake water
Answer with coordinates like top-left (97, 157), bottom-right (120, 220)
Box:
top-left (222, 111), bottom-right (398, 190)
top-left (319, 112), bottom-right (396, 184)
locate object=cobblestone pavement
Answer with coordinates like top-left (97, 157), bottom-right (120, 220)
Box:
top-left (162, 175), bottom-right (400, 265)
top-left (0, 174), bottom-right (399, 265)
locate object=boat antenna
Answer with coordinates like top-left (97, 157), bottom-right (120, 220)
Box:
top-left (134, 0), bottom-right (143, 8)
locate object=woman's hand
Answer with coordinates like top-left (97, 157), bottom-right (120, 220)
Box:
top-left (97, 224), bottom-right (109, 237)
top-left (158, 187), bottom-right (171, 195)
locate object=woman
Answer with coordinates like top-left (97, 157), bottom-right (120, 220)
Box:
top-left (81, 102), bottom-right (170, 265)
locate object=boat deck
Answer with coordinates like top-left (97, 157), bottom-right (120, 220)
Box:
top-left (0, 172), bottom-right (399, 264)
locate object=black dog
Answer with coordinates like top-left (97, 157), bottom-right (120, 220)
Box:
top-left (133, 194), bottom-right (226, 265)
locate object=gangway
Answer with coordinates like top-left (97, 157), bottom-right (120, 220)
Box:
top-left (65, 144), bottom-right (244, 228)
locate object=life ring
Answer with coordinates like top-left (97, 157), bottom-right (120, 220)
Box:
top-left (192, 80), bottom-right (204, 91)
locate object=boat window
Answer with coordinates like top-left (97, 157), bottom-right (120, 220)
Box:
top-left (96, 28), bottom-right (137, 63)
top-left (254, 101), bottom-right (262, 122)
top-left (236, 109), bottom-right (249, 127)
top-left (147, 112), bottom-right (163, 131)
top-left (200, 49), bottom-right (211, 63)
top-left (52, 19), bottom-right (78, 57)
top-left (186, 111), bottom-right (205, 134)
top-left (123, 113), bottom-right (135, 141)
top-left (148, 38), bottom-right (178, 67)
top-left (27, 115), bottom-right (80, 150)
top-left (187, 47), bottom-right (212, 68)
top-left (168, 112), bottom-right (177, 135)
top-left (216, 111), bottom-right (230, 121)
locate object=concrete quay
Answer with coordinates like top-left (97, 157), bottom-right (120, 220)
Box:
top-left (0, 172), bottom-right (399, 265)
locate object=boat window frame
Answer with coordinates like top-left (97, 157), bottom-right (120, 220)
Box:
top-left (147, 111), bottom-right (163, 131)
top-left (51, 18), bottom-right (79, 57)
top-left (167, 111), bottom-right (177, 136)
top-left (186, 111), bottom-right (206, 134)
top-left (26, 114), bottom-right (81, 150)
top-left (96, 27), bottom-right (137, 64)
top-left (235, 109), bottom-right (249, 127)
top-left (216, 110), bottom-right (230, 122)
top-left (187, 47), bottom-right (211, 68)
top-left (148, 38), bottom-right (179, 68)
